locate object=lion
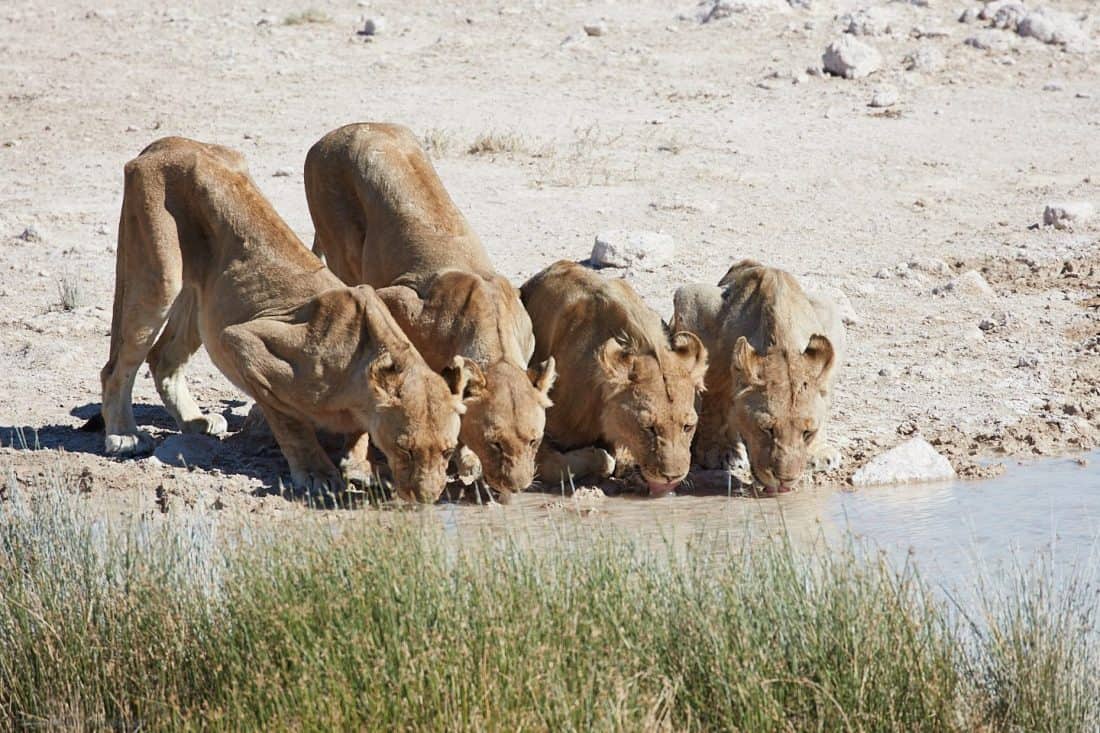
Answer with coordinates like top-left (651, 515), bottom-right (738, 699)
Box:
top-left (305, 122), bottom-right (555, 502)
top-left (520, 261), bottom-right (708, 497)
top-left (672, 260), bottom-right (844, 494)
top-left (98, 136), bottom-right (475, 503)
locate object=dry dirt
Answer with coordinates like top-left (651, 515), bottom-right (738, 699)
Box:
top-left (1, 0), bottom-right (1098, 518)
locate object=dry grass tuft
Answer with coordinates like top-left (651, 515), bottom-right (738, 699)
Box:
top-left (283, 8), bottom-right (331, 25)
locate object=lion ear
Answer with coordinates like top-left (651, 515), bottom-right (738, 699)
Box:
top-left (369, 349), bottom-right (405, 404)
top-left (803, 334), bottom-right (835, 382)
top-left (597, 338), bottom-right (635, 386)
top-left (442, 356), bottom-right (485, 403)
top-left (733, 336), bottom-right (765, 387)
top-left (671, 331), bottom-right (708, 390)
top-left (528, 356), bottom-right (557, 407)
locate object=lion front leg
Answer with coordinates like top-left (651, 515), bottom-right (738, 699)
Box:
top-left (691, 389), bottom-right (742, 470)
top-left (537, 442), bottom-right (616, 486)
top-left (263, 407), bottom-right (345, 497)
top-left (339, 431), bottom-right (375, 491)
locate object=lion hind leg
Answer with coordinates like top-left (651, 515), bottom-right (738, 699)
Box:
top-left (147, 288), bottom-right (226, 437)
top-left (101, 212), bottom-right (180, 457)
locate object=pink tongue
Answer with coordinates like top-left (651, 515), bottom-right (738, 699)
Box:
top-left (647, 480), bottom-right (679, 497)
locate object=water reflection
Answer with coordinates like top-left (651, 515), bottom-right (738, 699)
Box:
top-left (833, 452), bottom-right (1100, 592)
top-left (433, 454), bottom-right (1100, 590)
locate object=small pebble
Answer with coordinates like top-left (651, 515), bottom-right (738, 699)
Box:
top-left (360, 16), bottom-right (386, 36)
top-left (583, 21), bottom-right (608, 37)
top-left (272, 167), bottom-right (294, 178)
top-left (869, 86), bottom-right (899, 108)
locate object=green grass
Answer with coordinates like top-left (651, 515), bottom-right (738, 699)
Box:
top-left (0, 479), bottom-right (1097, 731)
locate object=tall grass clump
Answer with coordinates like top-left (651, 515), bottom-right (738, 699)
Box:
top-left (1, 478), bottom-right (1098, 731)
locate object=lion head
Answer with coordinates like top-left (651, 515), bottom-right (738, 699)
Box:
top-left (458, 357), bottom-right (556, 501)
top-left (365, 351), bottom-right (472, 503)
top-left (730, 334), bottom-right (835, 492)
top-left (597, 331), bottom-right (707, 497)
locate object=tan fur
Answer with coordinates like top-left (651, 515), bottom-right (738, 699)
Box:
top-left (305, 123), bottom-right (554, 500)
top-left (521, 261), bottom-right (707, 496)
top-left (672, 260), bottom-right (845, 492)
top-left (100, 136), bottom-right (469, 503)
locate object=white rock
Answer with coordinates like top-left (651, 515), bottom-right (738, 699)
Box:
top-left (1017, 10), bottom-right (1090, 51)
top-left (1042, 80), bottom-right (1065, 92)
top-left (851, 437), bottom-right (956, 487)
top-left (698, 0), bottom-right (787, 22)
top-left (907, 257), bottom-right (951, 275)
top-left (964, 30), bottom-right (1010, 50)
top-left (822, 36), bottom-right (882, 78)
top-left (1043, 201), bottom-right (1095, 229)
top-left (272, 167), bottom-right (294, 177)
top-left (869, 86), bottom-right (899, 107)
top-left (591, 230), bottom-right (675, 270)
top-left (980, 0), bottom-right (1026, 29)
top-left (903, 45), bottom-right (945, 72)
top-left (949, 269), bottom-right (996, 298)
top-left (151, 434), bottom-right (220, 469)
top-left (839, 6), bottom-right (894, 36)
top-left (583, 20), bottom-right (608, 36)
top-left (360, 16), bottom-right (386, 35)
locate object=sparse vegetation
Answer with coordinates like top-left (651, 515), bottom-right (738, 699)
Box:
top-left (534, 123), bottom-right (642, 187)
top-left (55, 276), bottom-right (83, 311)
top-left (283, 8), bottom-right (330, 25)
top-left (421, 127), bottom-right (454, 157)
top-left (467, 130), bottom-right (526, 156)
top-left (0, 480), bottom-right (1097, 731)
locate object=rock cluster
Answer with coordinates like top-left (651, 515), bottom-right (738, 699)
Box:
top-left (960, 1), bottom-right (1090, 52)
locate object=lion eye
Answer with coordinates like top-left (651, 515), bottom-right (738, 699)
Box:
top-left (528, 438), bottom-right (539, 449)
top-left (491, 441), bottom-right (503, 454)
top-left (683, 423), bottom-right (695, 434)
top-left (443, 448), bottom-right (454, 461)
top-left (762, 426), bottom-right (774, 438)
top-left (803, 430), bottom-right (816, 444)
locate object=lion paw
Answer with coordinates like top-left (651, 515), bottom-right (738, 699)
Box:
top-left (105, 431), bottom-right (155, 457)
top-left (339, 459), bottom-right (374, 491)
top-left (291, 469), bottom-right (347, 498)
top-left (183, 413), bottom-right (228, 436)
top-left (584, 447), bottom-right (616, 479)
top-left (809, 444), bottom-right (842, 473)
top-left (453, 445), bottom-right (483, 485)
top-left (695, 442), bottom-right (749, 472)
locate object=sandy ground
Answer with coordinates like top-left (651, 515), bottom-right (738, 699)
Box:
top-left (1, 0), bottom-right (1098, 517)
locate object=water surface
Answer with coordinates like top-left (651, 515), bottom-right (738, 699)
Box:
top-left (436, 452), bottom-right (1100, 590)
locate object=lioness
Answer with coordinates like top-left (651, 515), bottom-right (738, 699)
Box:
top-left (672, 260), bottom-right (844, 494)
top-left (99, 136), bottom-right (474, 503)
top-left (305, 122), bottom-right (555, 501)
top-left (521, 261), bottom-right (708, 497)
